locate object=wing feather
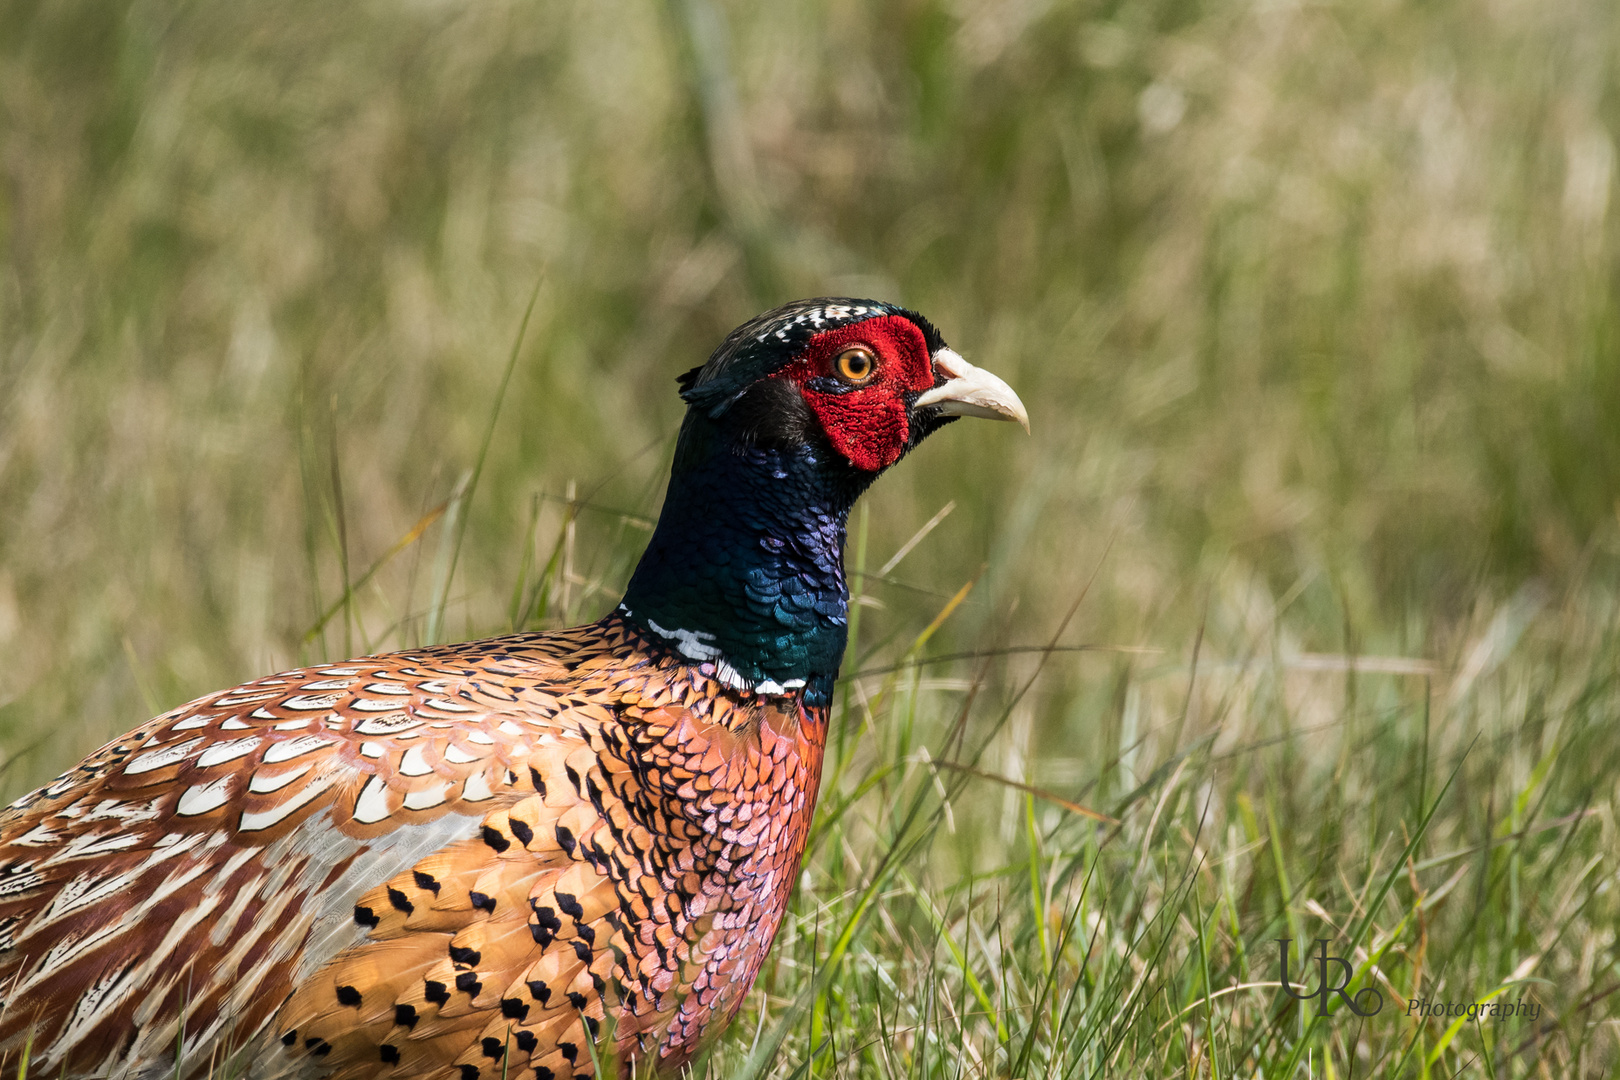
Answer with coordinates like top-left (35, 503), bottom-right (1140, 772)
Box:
top-left (0, 628), bottom-right (613, 1076)
top-left (0, 618), bottom-right (828, 1079)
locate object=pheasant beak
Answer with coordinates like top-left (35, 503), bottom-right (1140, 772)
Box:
top-left (913, 348), bottom-right (1030, 432)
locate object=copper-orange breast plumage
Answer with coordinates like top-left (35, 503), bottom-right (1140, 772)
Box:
top-left (0, 299), bottom-right (1026, 1079)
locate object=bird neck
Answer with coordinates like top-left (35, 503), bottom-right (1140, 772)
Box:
top-left (618, 425), bottom-right (868, 707)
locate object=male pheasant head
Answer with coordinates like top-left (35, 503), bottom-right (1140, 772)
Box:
top-left (675, 298), bottom-right (1027, 471)
top-left (620, 299), bottom-right (1027, 703)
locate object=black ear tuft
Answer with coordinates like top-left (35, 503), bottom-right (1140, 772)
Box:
top-left (729, 378), bottom-right (820, 450)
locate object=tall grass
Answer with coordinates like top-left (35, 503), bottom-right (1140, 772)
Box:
top-left (2, 0), bottom-right (1617, 1075)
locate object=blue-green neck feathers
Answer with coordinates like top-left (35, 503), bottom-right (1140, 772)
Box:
top-left (618, 413), bottom-right (871, 707)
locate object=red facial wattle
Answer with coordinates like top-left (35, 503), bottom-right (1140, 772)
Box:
top-left (772, 316), bottom-right (937, 472)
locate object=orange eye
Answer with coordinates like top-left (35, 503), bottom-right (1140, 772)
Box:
top-left (834, 346), bottom-right (877, 383)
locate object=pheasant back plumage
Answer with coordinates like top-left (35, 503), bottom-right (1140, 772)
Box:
top-left (0, 617), bottom-right (826, 1079)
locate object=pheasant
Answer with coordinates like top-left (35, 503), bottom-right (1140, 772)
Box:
top-left (0, 298), bottom-right (1027, 1080)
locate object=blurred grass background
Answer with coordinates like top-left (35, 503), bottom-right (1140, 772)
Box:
top-left (3, 0), bottom-right (1619, 1076)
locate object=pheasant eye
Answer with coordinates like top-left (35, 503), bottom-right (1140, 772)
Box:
top-left (834, 347), bottom-right (877, 384)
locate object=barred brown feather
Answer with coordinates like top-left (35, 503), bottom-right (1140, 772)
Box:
top-left (0, 616), bottom-right (826, 1079)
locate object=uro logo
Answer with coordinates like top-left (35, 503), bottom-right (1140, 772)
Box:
top-left (1277, 938), bottom-right (1384, 1017)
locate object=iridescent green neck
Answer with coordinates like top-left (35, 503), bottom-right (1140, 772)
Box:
top-left (618, 419), bottom-right (869, 707)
